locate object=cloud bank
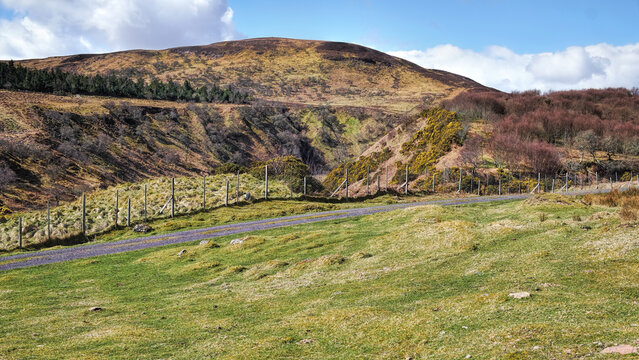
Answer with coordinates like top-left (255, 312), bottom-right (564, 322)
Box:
top-left (0, 0), bottom-right (238, 60)
top-left (389, 43), bottom-right (639, 92)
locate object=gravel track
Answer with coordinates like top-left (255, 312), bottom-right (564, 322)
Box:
top-left (0, 190), bottom-right (611, 271)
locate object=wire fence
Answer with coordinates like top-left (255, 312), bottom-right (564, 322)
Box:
top-left (3, 166), bottom-right (638, 251)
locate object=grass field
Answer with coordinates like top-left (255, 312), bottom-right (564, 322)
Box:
top-left (1, 193), bottom-right (638, 359)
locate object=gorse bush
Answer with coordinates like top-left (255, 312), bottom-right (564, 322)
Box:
top-left (393, 108), bottom-right (463, 183)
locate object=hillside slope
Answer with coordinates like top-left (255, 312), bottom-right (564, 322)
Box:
top-left (1, 38), bottom-right (493, 210)
top-left (16, 38), bottom-right (490, 112)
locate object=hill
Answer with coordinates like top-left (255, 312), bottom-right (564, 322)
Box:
top-left (1, 38), bottom-right (492, 210)
top-left (16, 37), bottom-right (490, 112)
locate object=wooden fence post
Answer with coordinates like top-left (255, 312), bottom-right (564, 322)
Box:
top-left (478, 179), bottom-right (481, 196)
top-left (345, 167), bottom-right (349, 200)
top-left (595, 172), bottom-right (598, 189)
top-left (565, 173), bottom-right (568, 193)
top-left (432, 173), bottom-right (435, 193)
top-left (18, 217), bottom-right (22, 249)
top-left (264, 165), bottom-right (268, 200)
top-left (171, 178), bottom-right (175, 218)
top-left (115, 189), bottom-right (119, 228)
top-left (81, 193), bottom-right (86, 235)
top-left (202, 176), bottom-right (206, 210)
top-left (47, 201), bottom-right (51, 241)
top-left (225, 180), bottom-right (229, 206)
top-left (405, 164), bottom-right (408, 195)
top-left (144, 184), bottom-right (147, 222)
top-left (537, 173), bottom-right (541, 194)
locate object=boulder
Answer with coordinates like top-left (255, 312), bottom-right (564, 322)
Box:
top-left (133, 223), bottom-right (152, 233)
top-left (601, 345), bottom-right (638, 354)
top-left (509, 291), bottom-right (531, 299)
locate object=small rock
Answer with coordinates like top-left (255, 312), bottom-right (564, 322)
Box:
top-left (177, 249), bottom-right (186, 256)
top-left (199, 240), bottom-right (210, 246)
top-left (532, 346), bottom-right (541, 350)
top-left (243, 193), bottom-right (252, 201)
top-left (601, 345), bottom-right (638, 354)
top-left (298, 338), bottom-right (314, 345)
top-left (133, 224), bottom-right (152, 233)
top-left (230, 236), bottom-right (248, 245)
top-left (462, 326), bottom-right (468, 329)
top-left (509, 291), bottom-right (531, 299)
top-left (89, 307), bottom-right (102, 312)
top-left (465, 355), bottom-right (472, 359)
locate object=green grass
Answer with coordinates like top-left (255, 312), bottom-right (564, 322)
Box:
top-left (1, 194), bottom-right (637, 359)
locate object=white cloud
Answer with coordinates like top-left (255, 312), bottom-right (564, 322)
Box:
top-left (389, 43), bottom-right (639, 92)
top-left (0, 0), bottom-right (239, 60)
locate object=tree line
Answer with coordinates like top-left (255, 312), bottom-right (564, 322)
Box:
top-left (0, 60), bottom-right (249, 104)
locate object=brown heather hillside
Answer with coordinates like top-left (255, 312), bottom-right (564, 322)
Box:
top-left (17, 38), bottom-right (490, 113)
top-left (1, 38), bottom-right (493, 210)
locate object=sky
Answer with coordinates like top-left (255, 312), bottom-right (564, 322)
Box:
top-left (0, 0), bottom-right (637, 92)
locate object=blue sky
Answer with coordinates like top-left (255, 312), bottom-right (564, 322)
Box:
top-left (231, 0), bottom-right (639, 54)
top-left (0, 0), bottom-right (637, 91)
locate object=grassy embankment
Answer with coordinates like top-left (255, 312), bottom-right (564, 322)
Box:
top-left (1, 191), bottom-right (639, 358)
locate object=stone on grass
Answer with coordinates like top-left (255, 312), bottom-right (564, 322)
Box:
top-left (509, 291), bottom-right (531, 299)
top-left (230, 236), bottom-right (248, 245)
top-left (243, 193), bottom-right (252, 201)
top-left (133, 224), bottom-right (152, 233)
top-left (298, 338), bottom-right (315, 345)
top-left (177, 249), bottom-right (186, 257)
top-left (89, 307), bottom-right (102, 312)
top-left (601, 345), bottom-right (638, 354)
top-left (199, 240), bottom-right (209, 246)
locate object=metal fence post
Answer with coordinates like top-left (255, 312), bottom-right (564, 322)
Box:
top-left (303, 176), bottom-right (307, 196)
top-left (202, 176), bottom-right (206, 210)
top-left (367, 166), bottom-right (370, 195)
top-left (478, 179), bottom-right (481, 196)
top-left (498, 177), bottom-right (501, 195)
top-left (264, 165), bottom-right (269, 200)
top-left (236, 170), bottom-right (240, 204)
top-left (127, 198), bottom-right (131, 227)
top-left (565, 173), bottom-right (568, 193)
top-left (537, 173), bottom-right (541, 194)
